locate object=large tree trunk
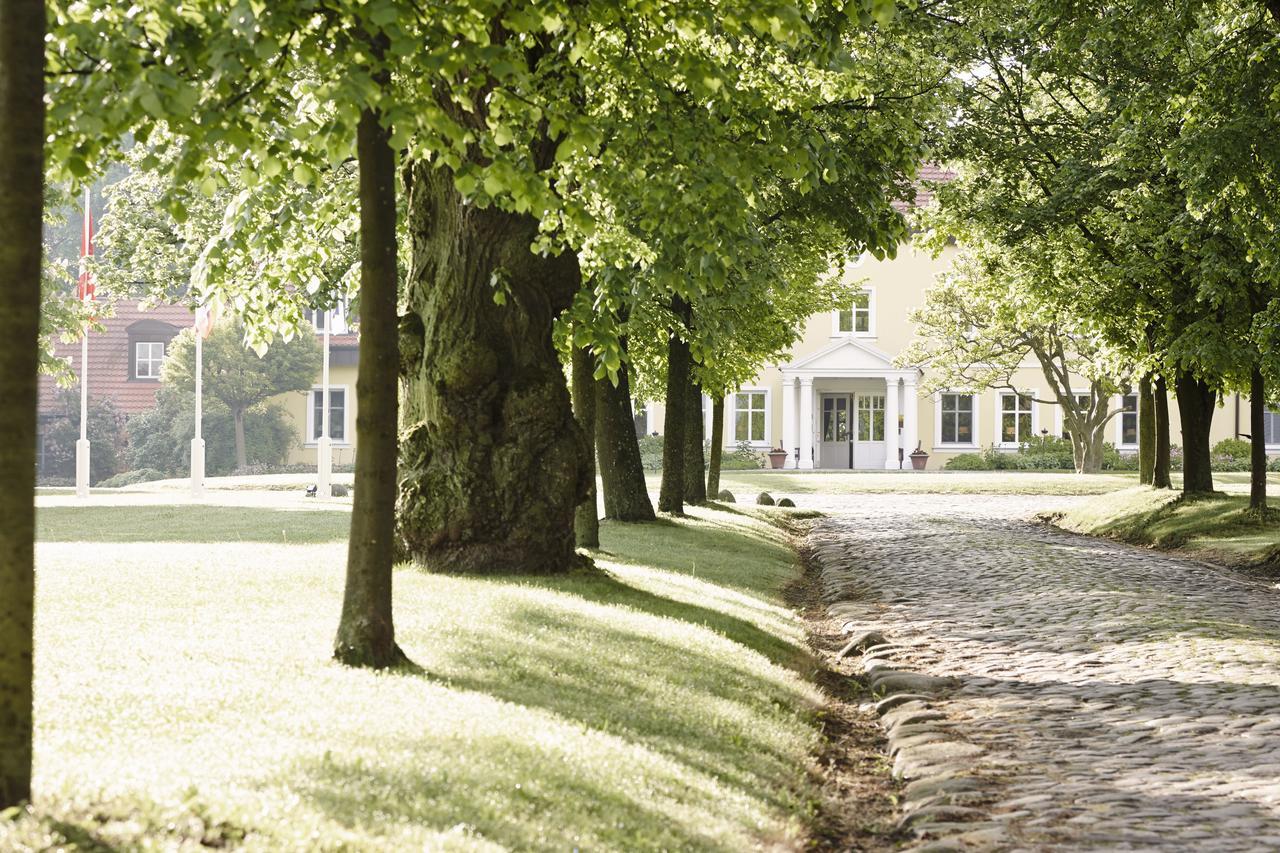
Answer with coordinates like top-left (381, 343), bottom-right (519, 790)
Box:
top-left (683, 377), bottom-right (706, 505)
top-left (1251, 365), bottom-right (1268, 512)
top-left (658, 295), bottom-right (691, 515)
top-left (333, 97), bottom-right (406, 668)
top-left (1175, 369), bottom-right (1216, 494)
top-left (1138, 374), bottom-right (1156, 486)
top-left (0, 0), bottom-right (43, 809)
top-left (1154, 374), bottom-right (1172, 488)
top-left (571, 342), bottom-right (600, 547)
top-left (396, 161), bottom-right (587, 574)
top-left (706, 396), bottom-right (725, 497)
top-left (595, 362), bottom-right (655, 521)
top-left (232, 407), bottom-right (247, 470)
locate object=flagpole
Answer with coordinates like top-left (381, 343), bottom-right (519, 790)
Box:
top-left (75, 186), bottom-right (91, 499)
top-left (317, 307), bottom-right (332, 497)
top-left (191, 310), bottom-right (205, 496)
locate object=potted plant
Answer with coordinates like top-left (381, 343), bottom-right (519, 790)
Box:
top-left (909, 442), bottom-right (929, 471)
top-left (767, 446), bottom-right (790, 469)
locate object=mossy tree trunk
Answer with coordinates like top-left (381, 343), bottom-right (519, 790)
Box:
top-left (1138, 374), bottom-right (1156, 486)
top-left (571, 342), bottom-right (600, 547)
top-left (1175, 369), bottom-right (1216, 494)
top-left (706, 397), bottom-right (725, 497)
top-left (595, 360), bottom-right (655, 521)
top-left (333, 94), bottom-right (406, 668)
top-left (396, 160), bottom-right (587, 574)
top-left (0, 0), bottom-right (43, 808)
top-left (1154, 374), bottom-right (1172, 488)
top-left (1250, 365), bottom-right (1268, 512)
top-left (682, 377), bottom-right (706, 505)
top-left (658, 295), bottom-right (691, 515)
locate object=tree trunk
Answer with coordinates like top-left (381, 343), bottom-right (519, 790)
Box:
top-left (682, 377), bottom-right (706, 505)
top-left (706, 396), bottom-right (725, 497)
top-left (1175, 369), bottom-right (1216, 494)
top-left (0, 0), bottom-right (43, 809)
top-left (1138, 374), bottom-right (1156, 486)
top-left (658, 295), bottom-right (691, 514)
top-left (1082, 426), bottom-right (1106, 474)
top-left (396, 161), bottom-right (587, 574)
top-left (571, 342), bottom-right (600, 547)
top-left (1154, 374), bottom-right (1172, 488)
top-left (594, 362), bottom-right (655, 522)
top-left (232, 407), bottom-right (247, 470)
top-left (333, 95), bottom-right (406, 668)
top-left (1251, 365), bottom-right (1268, 512)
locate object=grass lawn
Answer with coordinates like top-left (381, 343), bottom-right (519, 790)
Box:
top-left (7, 499), bottom-right (827, 851)
top-left (697, 469), bottom-right (1140, 496)
top-left (1047, 485), bottom-right (1280, 571)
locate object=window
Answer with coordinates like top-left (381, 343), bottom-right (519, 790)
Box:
top-left (734, 391), bottom-right (767, 444)
top-left (310, 388), bottom-right (346, 442)
top-left (857, 395), bottom-right (885, 441)
top-left (135, 341), bottom-right (165, 379)
top-left (1265, 408), bottom-right (1280, 446)
top-left (309, 300), bottom-right (349, 335)
top-left (1061, 393), bottom-right (1091, 440)
top-left (939, 393), bottom-right (975, 444)
top-left (836, 290), bottom-right (873, 335)
top-left (1119, 393), bottom-right (1138, 446)
top-left (1000, 392), bottom-right (1034, 445)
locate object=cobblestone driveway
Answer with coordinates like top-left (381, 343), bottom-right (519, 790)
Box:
top-left (809, 493), bottom-right (1280, 851)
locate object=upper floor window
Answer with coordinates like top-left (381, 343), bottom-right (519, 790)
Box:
top-left (308, 300), bottom-right (349, 335)
top-left (1000, 392), bottom-right (1034, 445)
top-left (1119, 393), bottom-right (1138, 446)
top-left (135, 341), bottom-right (165, 380)
top-left (835, 289), bottom-right (874, 336)
top-left (940, 393), bottom-right (975, 444)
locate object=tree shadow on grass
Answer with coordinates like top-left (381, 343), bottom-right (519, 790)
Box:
top-left (36, 505), bottom-right (350, 543)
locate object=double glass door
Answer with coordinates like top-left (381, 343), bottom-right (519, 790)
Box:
top-left (819, 393), bottom-right (886, 468)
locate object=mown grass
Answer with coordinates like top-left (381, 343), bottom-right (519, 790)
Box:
top-left (7, 501), bottom-right (824, 851)
top-left (705, 469), bottom-right (1138, 496)
top-left (1049, 485), bottom-right (1280, 569)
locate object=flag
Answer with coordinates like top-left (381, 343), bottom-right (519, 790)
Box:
top-left (77, 197), bottom-right (95, 303)
top-left (194, 302), bottom-right (218, 339)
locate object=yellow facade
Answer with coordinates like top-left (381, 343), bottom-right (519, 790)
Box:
top-left (273, 363), bottom-right (360, 467)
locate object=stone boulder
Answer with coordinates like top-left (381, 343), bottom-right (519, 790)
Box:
top-left (756, 492), bottom-right (775, 506)
top-left (716, 490), bottom-right (736, 503)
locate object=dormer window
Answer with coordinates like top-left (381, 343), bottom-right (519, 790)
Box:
top-left (834, 289), bottom-right (875, 337)
top-left (308, 299), bottom-right (349, 335)
top-left (135, 341), bottom-right (166, 379)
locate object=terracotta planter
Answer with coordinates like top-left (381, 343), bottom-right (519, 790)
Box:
top-left (767, 450), bottom-right (789, 469)
top-left (909, 451), bottom-right (929, 471)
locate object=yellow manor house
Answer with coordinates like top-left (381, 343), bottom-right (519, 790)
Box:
top-left (641, 242), bottom-right (1268, 471)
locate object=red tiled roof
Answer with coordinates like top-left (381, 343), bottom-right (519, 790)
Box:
top-left (39, 300), bottom-right (192, 417)
top-left (893, 164), bottom-right (958, 213)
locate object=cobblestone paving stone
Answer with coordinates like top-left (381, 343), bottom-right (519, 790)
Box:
top-left (806, 492), bottom-right (1280, 851)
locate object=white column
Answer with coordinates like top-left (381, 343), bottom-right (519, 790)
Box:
top-left (191, 324), bottom-right (205, 496)
top-left (903, 375), bottom-right (919, 463)
top-left (884, 375), bottom-right (900, 469)
top-left (781, 377), bottom-right (797, 469)
top-left (317, 308), bottom-right (333, 496)
top-left (798, 377), bottom-right (815, 469)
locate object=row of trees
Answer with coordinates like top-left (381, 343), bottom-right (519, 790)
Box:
top-left (1, 0), bottom-right (945, 807)
top-left (902, 0), bottom-right (1279, 503)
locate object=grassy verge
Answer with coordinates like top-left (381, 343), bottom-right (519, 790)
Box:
top-left (8, 501), bottom-right (835, 851)
top-left (704, 469), bottom-right (1137, 496)
top-left (1046, 485), bottom-right (1280, 572)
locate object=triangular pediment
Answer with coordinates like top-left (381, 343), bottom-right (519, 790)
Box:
top-left (785, 338), bottom-right (897, 372)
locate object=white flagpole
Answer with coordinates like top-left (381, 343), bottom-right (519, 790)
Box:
top-left (317, 307), bottom-right (332, 497)
top-left (191, 310), bottom-right (205, 496)
top-left (75, 186), bottom-right (91, 499)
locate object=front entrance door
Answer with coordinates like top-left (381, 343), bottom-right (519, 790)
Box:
top-left (819, 394), bottom-right (853, 469)
top-left (854, 393), bottom-right (887, 468)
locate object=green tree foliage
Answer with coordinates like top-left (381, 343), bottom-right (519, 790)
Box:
top-left (163, 323), bottom-right (319, 470)
top-left (126, 388), bottom-right (295, 476)
top-left (38, 389), bottom-right (125, 484)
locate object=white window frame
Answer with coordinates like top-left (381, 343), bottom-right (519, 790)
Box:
top-left (305, 385), bottom-right (351, 446)
top-left (134, 340), bottom-right (166, 380)
top-left (831, 287), bottom-right (876, 338)
top-left (856, 393), bottom-right (886, 442)
top-left (310, 299), bottom-right (350, 335)
top-left (995, 389), bottom-right (1038, 448)
top-left (732, 388), bottom-right (770, 447)
top-left (934, 391), bottom-right (979, 449)
top-left (1115, 392), bottom-right (1139, 448)
top-left (1054, 391), bottom-right (1094, 439)
top-left (1265, 407), bottom-right (1280, 451)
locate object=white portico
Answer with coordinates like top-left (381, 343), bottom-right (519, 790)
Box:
top-left (779, 338), bottom-right (919, 470)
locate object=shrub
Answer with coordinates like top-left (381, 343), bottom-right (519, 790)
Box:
top-left (944, 453), bottom-right (991, 470)
top-left (1213, 438), bottom-right (1253, 459)
top-left (98, 468), bottom-right (168, 488)
top-left (638, 436), bottom-right (762, 471)
top-left (720, 441), bottom-right (764, 470)
top-left (39, 389), bottom-right (126, 484)
top-left (637, 434), bottom-right (664, 471)
top-left (127, 388), bottom-right (297, 476)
